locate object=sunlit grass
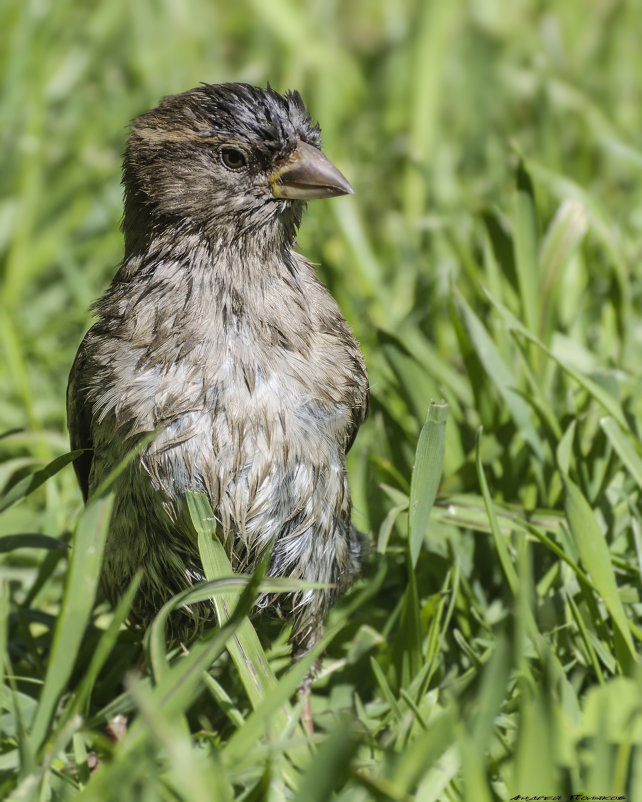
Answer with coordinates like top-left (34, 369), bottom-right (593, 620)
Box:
top-left (2, 0), bottom-right (642, 799)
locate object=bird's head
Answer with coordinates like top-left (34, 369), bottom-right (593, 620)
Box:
top-left (122, 82), bottom-right (352, 252)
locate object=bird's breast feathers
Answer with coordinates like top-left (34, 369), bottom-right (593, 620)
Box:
top-left (86, 303), bottom-right (366, 502)
top-left (84, 321), bottom-right (364, 569)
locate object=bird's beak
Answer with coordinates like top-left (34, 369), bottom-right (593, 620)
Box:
top-left (270, 141), bottom-right (353, 200)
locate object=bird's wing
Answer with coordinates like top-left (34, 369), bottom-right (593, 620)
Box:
top-left (345, 387), bottom-right (369, 455)
top-left (67, 335), bottom-right (94, 502)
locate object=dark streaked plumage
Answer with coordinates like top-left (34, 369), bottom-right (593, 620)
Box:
top-left (67, 82), bottom-right (368, 656)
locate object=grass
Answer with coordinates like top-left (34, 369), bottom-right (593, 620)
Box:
top-left (2, 0), bottom-right (642, 798)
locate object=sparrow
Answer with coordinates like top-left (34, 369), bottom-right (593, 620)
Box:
top-left (67, 83), bottom-right (368, 658)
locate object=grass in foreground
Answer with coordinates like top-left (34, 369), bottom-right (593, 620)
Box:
top-left (2, 0), bottom-right (642, 799)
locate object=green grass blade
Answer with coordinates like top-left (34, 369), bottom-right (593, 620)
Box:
top-left (392, 563), bottom-right (422, 691)
top-left (128, 680), bottom-right (234, 802)
top-left (292, 717), bottom-right (360, 802)
top-left (388, 707), bottom-right (457, 797)
top-left (0, 533), bottom-right (69, 552)
top-left (223, 639), bottom-right (325, 766)
top-left (378, 330), bottom-right (439, 424)
top-left (525, 156), bottom-right (630, 316)
top-left (72, 731), bottom-right (90, 788)
top-left (0, 450), bottom-right (82, 514)
top-left (0, 582), bottom-right (8, 729)
top-left (146, 576), bottom-right (248, 683)
top-left (124, 609), bottom-right (255, 754)
top-left (538, 198), bottom-right (588, 341)
top-left (186, 491), bottom-right (278, 708)
top-left (600, 416), bottom-right (642, 489)
top-left (377, 500), bottom-right (408, 554)
top-left (408, 400), bottom-right (448, 568)
top-left (456, 290), bottom-right (544, 459)
top-left (562, 476), bottom-right (637, 665)
top-left (145, 575), bottom-right (324, 683)
top-left (402, 0), bottom-right (460, 224)
top-left (202, 673), bottom-right (245, 729)
top-left (483, 288), bottom-right (628, 427)
top-left (63, 571), bottom-right (142, 722)
top-left (556, 420), bottom-right (577, 475)
top-left (566, 592), bottom-right (605, 684)
top-left (369, 656), bottom-right (402, 722)
top-left (513, 692), bottom-right (557, 793)
top-left (475, 429), bottom-right (518, 595)
top-left (512, 162), bottom-right (540, 335)
top-left (29, 493), bottom-right (113, 754)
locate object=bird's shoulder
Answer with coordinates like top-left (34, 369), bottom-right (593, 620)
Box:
top-left (67, 329), bottom-right (97, 501)
top-left (290, 255), bottom-right (369, 451)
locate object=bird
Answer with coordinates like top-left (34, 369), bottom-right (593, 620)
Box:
top-left (67, 82), bottom-right (369, 660)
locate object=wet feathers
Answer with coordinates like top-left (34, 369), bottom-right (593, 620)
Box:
top-left (67, 83), bottom-right (368, 655)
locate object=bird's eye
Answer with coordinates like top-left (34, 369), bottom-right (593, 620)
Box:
top-left (220, 147), bottom-right (247, 170)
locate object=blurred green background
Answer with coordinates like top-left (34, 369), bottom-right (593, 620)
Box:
top-left (2, 0), bottom-right (642, 799)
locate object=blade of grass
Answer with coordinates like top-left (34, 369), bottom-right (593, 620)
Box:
top-left (146, 576), bottom-right (247, 683)
top-left (600, 416), bottom-right (642, 489)
top-left (223, 637), bottom-right (327, 767)
top-left (0, 450), bottom-right (82, 514)
top-left (562, 476), bottom-right (636, 665)
top-left (456, 291), bottom-right (544, 459)
top-left (202, 673), bottom-right (245, 729)
top-left (369, 656), bottom-right (402, 722)
top-left (388, 707), bottom-right (458, 797)
top-left (121, 604), bottom-right (256, 758)
top-left (146, 575), bottom-right (323, 682)
top-left (408, 401), bottom-right (448, 568)
top-left (379, 331), bottom-right (439, 424)
top-left (391, 563), bottom-right (422, 691)
top-left (186, 491), bottom-right (278, 708)
top-left (537, 198), bottom-right (588, 341)
top-left (475, 428), bottom-right (518, 595)
top-left (291, 717), bottom-right (360, 802)
top-left (62, 571), bottom-right (142, 722)
top-left (513, 692), bottom-right (557, 793)
top-left (0, 534), bottom-right (69, 552)
top-left (128, 679), bottom-right (234, 802)
top-left (483, 287), bottom-right (628, 427)
top-left (29, 493), bottom-right (114, 754)
top-left (512, 162), bottom-right (540, 336)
